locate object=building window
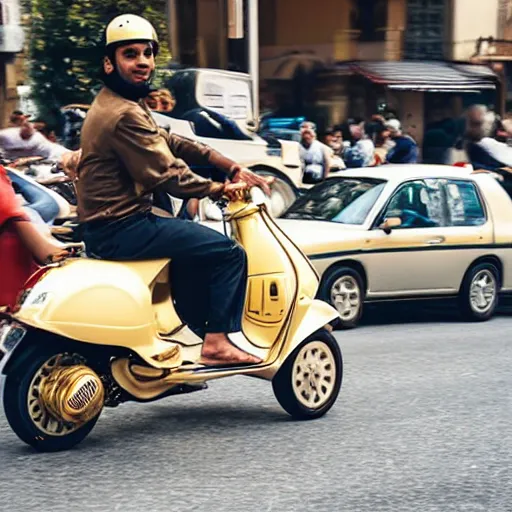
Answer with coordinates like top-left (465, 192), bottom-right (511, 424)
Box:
top-left (404, 0), bottom-right (446, 60)
top-left (353, 0), bottom-right (388, 42)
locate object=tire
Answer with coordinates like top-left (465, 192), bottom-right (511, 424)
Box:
top-left (272, 329), bottom-right (343, 420)
top-left (253, 169), bottom-right (298, 217)
top-left (459, 262), bottom-right (499, 322)
top-left (3, 349), bottom-right (101, 452)
top-left (318, 266), bottom-right (364, 329)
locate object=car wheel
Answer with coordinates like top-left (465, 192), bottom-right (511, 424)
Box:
top-left (272, 329), bottom-right (342, 420)
top-left (319, 266), bottom-right (364, 329)
top-left (459, 262), bottom-right (499, 322)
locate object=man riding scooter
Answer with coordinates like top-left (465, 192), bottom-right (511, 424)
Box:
top-left (77, 14), bottom-right (270, 366)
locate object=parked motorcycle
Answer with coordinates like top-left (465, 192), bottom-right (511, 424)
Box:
top-left (0, 187), bottom-right (342, 452)
top-left (6, 157), bottom-right (78, 207)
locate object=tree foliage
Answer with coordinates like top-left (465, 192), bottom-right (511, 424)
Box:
top-left (27, 0), bottom-right (170, 124)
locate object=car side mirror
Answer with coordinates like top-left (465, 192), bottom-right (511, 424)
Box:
top-left (379, 217), bottom-right (402, 235)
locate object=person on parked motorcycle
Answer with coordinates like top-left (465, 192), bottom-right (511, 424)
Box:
top-left (77, 14), bottom-right (270, 366)
top-left (0, 120), bottom-right (70, 162)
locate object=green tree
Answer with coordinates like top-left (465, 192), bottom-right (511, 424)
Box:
top-left (28, 0), bottom-right (170, 127)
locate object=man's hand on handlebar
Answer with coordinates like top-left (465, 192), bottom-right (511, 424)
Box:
top-left (230, 165), bottom-right (273, 196)
top-left (223, 181), bottom-right (249, 201)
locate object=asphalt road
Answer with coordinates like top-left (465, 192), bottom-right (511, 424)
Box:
top-left (1, 305), bottom-right (511, 512)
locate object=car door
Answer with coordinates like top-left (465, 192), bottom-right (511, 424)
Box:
top-left (432, 178), bottom-right (494, 289)
top-left (361, 178), bottom-right (457, 296)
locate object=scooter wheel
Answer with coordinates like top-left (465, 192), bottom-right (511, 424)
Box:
top-left (272, 329), bottom-right (342, 420)
top-left (3, 349), bottom-right (101, 452)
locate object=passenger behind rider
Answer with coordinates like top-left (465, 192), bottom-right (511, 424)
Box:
top-left (76, 15), bottom-right (270, 366)
top-left (0, 165), bottom-right (71, 309)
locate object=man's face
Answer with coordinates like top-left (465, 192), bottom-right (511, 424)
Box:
top-left (350, 124), bottom-right (363, 141)
top-left (107, 42), bottom-right (155, 85)
top-left (10, 114), bottom-right (28, 127)
top-left (466, 109), bottom-right (485, 141)
top-left (302, 130), bottom-right (315, 145)
top-left (145, 92), bottom-right (160, 110)
top-left (159, 96), bottom-right (174, 112)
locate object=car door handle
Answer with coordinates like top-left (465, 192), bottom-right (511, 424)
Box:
top-left (426, 236), bottom-right (445, 245)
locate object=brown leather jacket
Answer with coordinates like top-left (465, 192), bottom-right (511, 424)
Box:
top-left (76, 87), bottom-right (234, 223)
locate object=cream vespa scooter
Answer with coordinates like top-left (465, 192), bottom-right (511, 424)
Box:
top-left (0, 188), bottom-right (342, 452)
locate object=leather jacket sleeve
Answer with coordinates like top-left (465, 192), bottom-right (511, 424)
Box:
top-left (165, 132), bottom-right (237, 177)
top-left (111, 109), bottom-right (223, 199)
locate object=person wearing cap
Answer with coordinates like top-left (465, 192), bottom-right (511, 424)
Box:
top-left (77, 14), bottom-right (270, 366)
top-left (299, 127), bottom-right (331, 183)
top-left (385, 119), bottom-right (418, 164)
top-left (0, 120), bottom-right (69, 162)
top-left (8, 110), bottom-right (30, 127)
top-left (342, 121), bottom-right (376, 168)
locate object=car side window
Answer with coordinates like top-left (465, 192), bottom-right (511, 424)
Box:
top-left (445, 180), bottom-right (486, 226)
top-left (381, 179), bottom-right (445, 229)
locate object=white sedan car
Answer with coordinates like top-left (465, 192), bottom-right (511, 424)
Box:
top-left (207, 165), bottom-right (512, 328)
top-left (277, 165), bottom-right (512, 328)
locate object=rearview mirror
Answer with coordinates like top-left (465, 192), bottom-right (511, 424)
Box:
top-left (379, 217), bottom-right (401, 235)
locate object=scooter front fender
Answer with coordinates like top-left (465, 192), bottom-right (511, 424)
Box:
top-left (287, 299), bottom-right (339, 354)
top-left (252, 299), bottom-right (339, 380)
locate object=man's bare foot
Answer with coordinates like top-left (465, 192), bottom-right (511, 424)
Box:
top-left (200, 333), bottom-right (262, 365)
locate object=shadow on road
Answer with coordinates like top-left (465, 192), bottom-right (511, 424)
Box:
top-left (0, 402), bottom-right (294, 457)
top-left (358, 298), bottom-right (512, 328)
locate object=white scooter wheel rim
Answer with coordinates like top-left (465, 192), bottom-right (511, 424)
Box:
top-left (292, 341), bottom-right (336, 409)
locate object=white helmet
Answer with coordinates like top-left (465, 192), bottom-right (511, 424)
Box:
top-left (105, 14), bottom-right (159, 55)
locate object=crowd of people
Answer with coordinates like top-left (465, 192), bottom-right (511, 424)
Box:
top-left (296, 107), bottom-right (512, 184)
top-left (298, 114), bottom-right (421, 184)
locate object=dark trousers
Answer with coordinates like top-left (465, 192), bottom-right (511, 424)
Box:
top-left (83, 211), bottom-right (247, 334)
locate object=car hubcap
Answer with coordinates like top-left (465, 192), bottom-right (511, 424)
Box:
top-left (292, 341), bottom-right (336, 409)
top-left (469, 269), bottom-right (496, 314)
top-left (331, 275), bottom-right (361, 321)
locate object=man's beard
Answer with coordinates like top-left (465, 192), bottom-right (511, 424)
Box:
top-left (102, 68), bottom-right (153, 102)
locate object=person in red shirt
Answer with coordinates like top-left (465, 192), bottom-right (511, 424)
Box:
top-left (0, 165), bottom-right (69, 309)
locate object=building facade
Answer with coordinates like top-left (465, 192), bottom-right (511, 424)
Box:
top-left (0, 0), bottom-right (24, 127)
top-left (171, 0), bottom-right (501, 146)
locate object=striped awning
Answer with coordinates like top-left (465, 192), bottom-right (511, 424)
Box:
top-left (348, 61), bottom-right (498, 92)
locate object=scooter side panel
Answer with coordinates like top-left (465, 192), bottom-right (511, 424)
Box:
top-left (14, 258), bottom-right (183, 366)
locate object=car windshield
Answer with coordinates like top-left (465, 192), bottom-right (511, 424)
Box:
top-left (283, 177), bottom-right (387, 225)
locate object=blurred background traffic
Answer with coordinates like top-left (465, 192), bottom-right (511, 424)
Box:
top-left (1, 0), bottom-right (512, 170)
